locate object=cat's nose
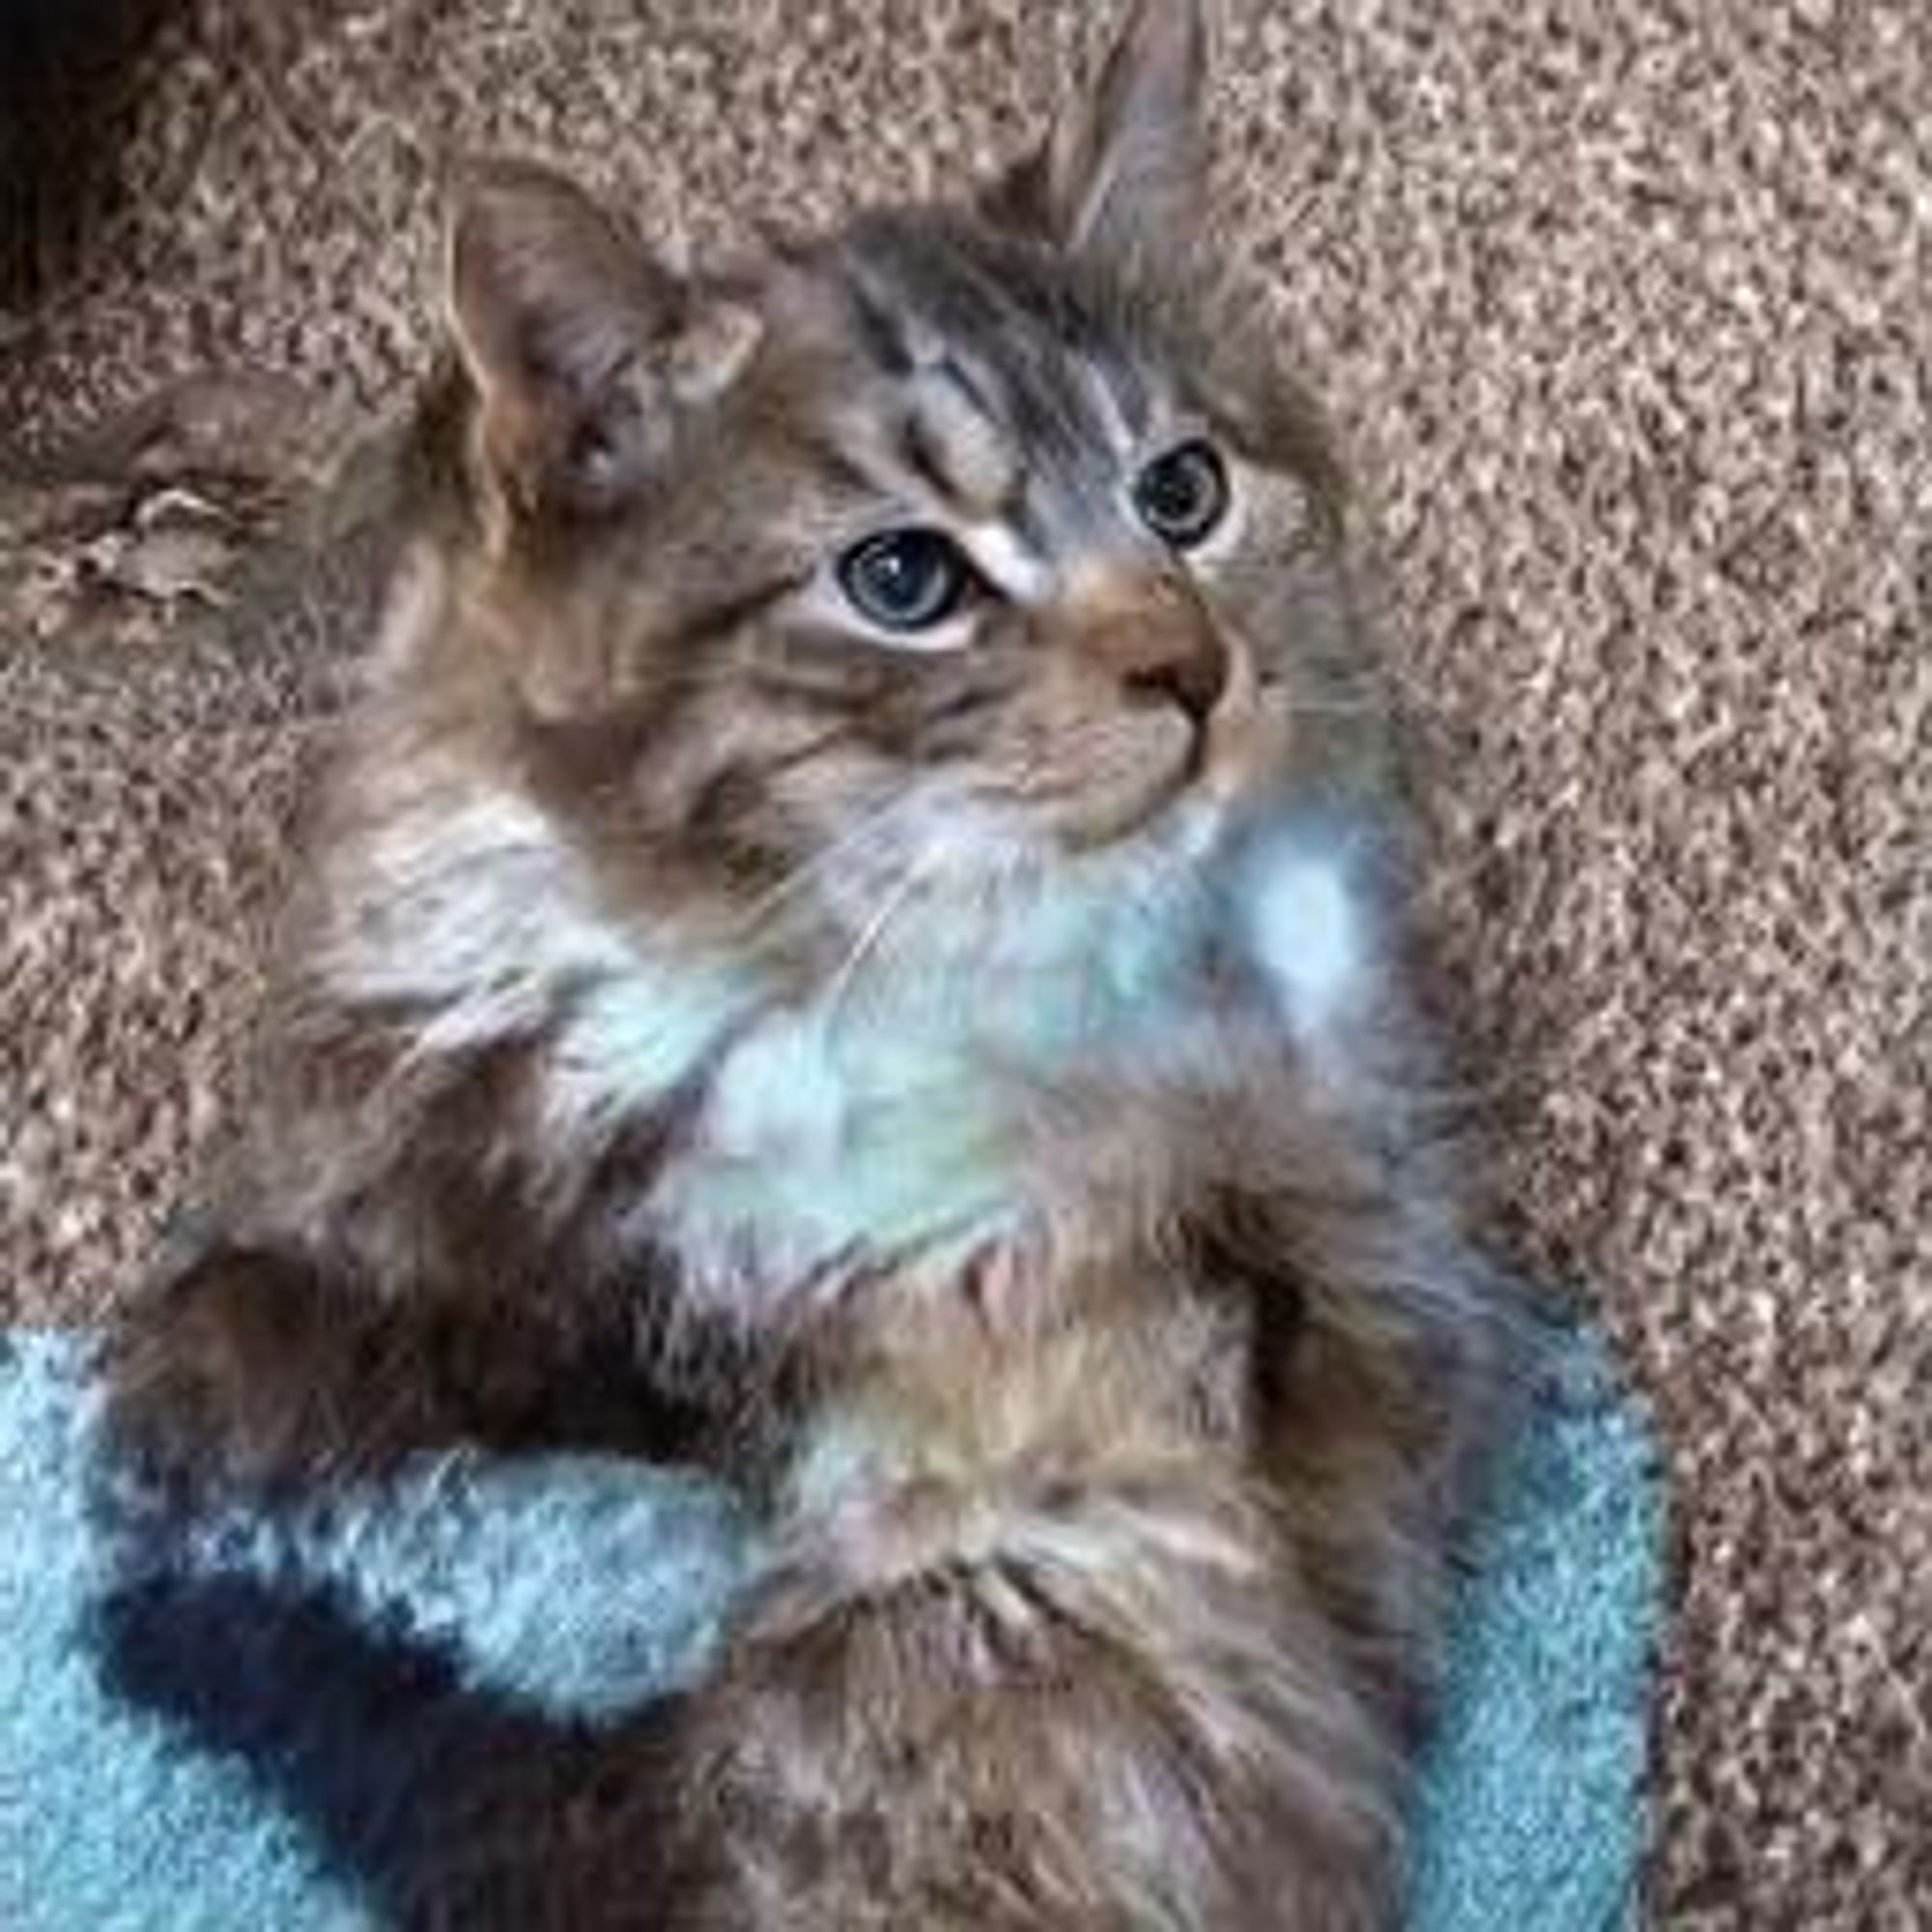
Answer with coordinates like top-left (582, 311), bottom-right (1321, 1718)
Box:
top-left (1120, 625), bottom-right (1229, 722)
top-left (1069, 573), bottom-right (1230, 723)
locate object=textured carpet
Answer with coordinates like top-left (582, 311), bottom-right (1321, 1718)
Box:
top-left (0, 2), bottom-right (1925, 1924)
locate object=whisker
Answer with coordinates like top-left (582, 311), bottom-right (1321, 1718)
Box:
top-left (1272, 695), bottom-right (1386, 718)
top-left (820, 851), bottom-right (941, 1036)
top-left (729, 795), bottom-right (913, 938)
top-left (923, 844), bottom-right (1042, 1024)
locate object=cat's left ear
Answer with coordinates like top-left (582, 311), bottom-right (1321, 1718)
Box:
top-left (444, 156), bottom-right (760, 524)
top-left (984, 0), bottom-right (1209, 262)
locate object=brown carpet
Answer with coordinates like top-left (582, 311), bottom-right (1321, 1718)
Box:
top-left (2, 2), bottom-right (1926, 1922)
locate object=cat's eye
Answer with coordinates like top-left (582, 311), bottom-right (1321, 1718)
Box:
top-left (838, 528), bottom-right (974, 633)
top-left (1133, 440), bottom-right (1230, 550)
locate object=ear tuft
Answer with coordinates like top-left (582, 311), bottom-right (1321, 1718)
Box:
top-left (985, 0), bottom-right (1209, 263)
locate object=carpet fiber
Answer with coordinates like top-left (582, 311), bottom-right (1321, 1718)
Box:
top-left (0, 3), bottom-right (1925, 1923)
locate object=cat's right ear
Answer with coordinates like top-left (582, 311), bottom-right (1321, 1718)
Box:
top-left (444, 158), bottom-right (757, 524)
top-left (982, 0), bottom-right (1209, 265)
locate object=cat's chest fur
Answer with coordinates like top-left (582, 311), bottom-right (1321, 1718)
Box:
top-left (562, 878), bottom-right (1206, 1290)
top-left (342, 786), bottom-right (1378, 1305)
top-left (554, 820), bottom-right (1378, 1307)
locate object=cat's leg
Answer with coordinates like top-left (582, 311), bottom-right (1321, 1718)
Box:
top-left (99, 1217), bottom-right (714, 1499)
top-left (595, 1432), bottom-right (1402, 1932)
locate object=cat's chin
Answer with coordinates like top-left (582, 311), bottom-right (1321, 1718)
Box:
top-left (1041, 682), bottom-right (1279, 855)
top-left (1040, 766), bottom-right (1199, 853)
top-left (1021, 726), bottom-right (1211, 854)
top-left (1043, 732), bottom-right (1268, 858)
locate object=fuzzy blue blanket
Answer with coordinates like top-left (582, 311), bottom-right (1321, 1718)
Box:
top-left (0, 1324), bottom-right (1660, 1928)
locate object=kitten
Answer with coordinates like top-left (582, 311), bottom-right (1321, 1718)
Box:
top-left (105, 3), bottom-right (1514, 1925)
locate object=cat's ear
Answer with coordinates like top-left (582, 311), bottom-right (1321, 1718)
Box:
top-left (444, 157), bottom-right (758, 521)
top-left (985, 0), bottom-right (1209, 262)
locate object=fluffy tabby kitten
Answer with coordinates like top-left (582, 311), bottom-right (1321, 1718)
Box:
top-left (106, 4), bottom-right (1515, 1925)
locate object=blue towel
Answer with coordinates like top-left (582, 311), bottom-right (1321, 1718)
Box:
top-left (0, 1323), bottom-right (1661, 1928)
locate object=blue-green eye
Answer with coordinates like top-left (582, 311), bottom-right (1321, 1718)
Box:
top-left (1133, 440), bottom-right (1230, 549)
top-left (838, 528), bottom-right (973, 632)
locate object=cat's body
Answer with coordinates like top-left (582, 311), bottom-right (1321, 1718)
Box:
top-left (106, 7), bottom-right (1512, 1925)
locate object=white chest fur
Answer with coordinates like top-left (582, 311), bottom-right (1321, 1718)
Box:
top-left (644, 815), bottom-right (1381, 1306)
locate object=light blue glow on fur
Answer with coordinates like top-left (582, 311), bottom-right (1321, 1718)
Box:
top-left (547, 955), bottom-right (758, 1135)
top-left (659, 853), bottom-right (1212, 1268)
top-left (2, 1324), bottom-right (1662, 1931)
top-left (679, 1010), bottom-right (1016, 1257)
top-left (1236, 820), bottom-right (1373, 1044)
top-left (540, 810), bottom-right (1367, 1278)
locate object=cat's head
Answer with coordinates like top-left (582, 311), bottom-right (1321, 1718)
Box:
top-left (415, 0), bottom-right (1378, 958)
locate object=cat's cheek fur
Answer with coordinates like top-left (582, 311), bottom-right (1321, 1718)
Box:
top-left (319, 791), bottom-right (614, 1044)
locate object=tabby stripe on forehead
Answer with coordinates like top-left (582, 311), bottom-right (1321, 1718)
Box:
top-left (843, 266), bottom-right (919, 379)
top-left (899, 407), bottom-right (961, 510)
top-left (785, 424), bottom-right (881, 505)
top-left (900, 361), bottom-right (1019, 520)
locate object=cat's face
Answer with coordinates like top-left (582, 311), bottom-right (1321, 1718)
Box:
top-left (430, 1), bottom-right (1374, 956)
